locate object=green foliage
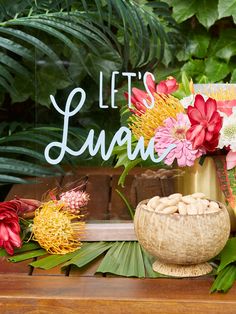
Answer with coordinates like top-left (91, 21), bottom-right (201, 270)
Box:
top-left (0, 0), bottom-right (180, 183)
top-left (160, 0), bottom-right (236, 83)
top-left (7, 240), bottom-right (164, 278)
top-left (0, 0), bottom-right (177, 107)
top-left (211, 238), bottom-right (236, 293)
top-left (0, 125), bottom-right (85, 184)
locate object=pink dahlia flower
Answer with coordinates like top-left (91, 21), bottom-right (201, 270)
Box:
top-left (154, 113), bottom-right (204, 167)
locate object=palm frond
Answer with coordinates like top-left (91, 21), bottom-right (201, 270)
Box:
top-left (6, 240), bottom-right (165, 279)
top-left (0, 127), bottom-right (64, 184)
top-left (0, 1), bottom-right (177, 104)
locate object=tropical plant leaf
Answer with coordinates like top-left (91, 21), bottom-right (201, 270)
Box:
top-left (14, 242), bottom-right (41, 254)
top-left (205, 58), bottom-right (230, 82)
top-left (96, 241), bottom-right (146, 277)
top-left (0, 146), bottom-right (46, 161)
top-left (0, 174), bottom-right (29, 184)
top-left (8, 249), bottom-right (46, 262)
top-left (217, 238), bottom-right (236, 273)
top-left (0, 248), bottom-right (8, 256)
top-left (0, 157), bottom-right (61, 177)
top-left (195, 0), bottom-right (218, 29)
top-left (62, 242), bottom-right (113, 269)
top-left (211, 264), bottom-right (236, 293)
top-left (172, 0), bottom-right (198, 23)
top-left (141, 247), bottom-right (165, 278)
top-left (218, 0), bottom-right (236, 23)
top-left (30, 250), bottom-right (79, 269)
top-left (116, 188), bottom-right (135, 219)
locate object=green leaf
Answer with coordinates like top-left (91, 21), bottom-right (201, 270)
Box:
top-left (0, 51), bottom-right (30, 77)
top-left (118, 158), bottom-right (142, 187)
top-left (0, 27), bottom-right (64, 73)
top-left (231, 69), bottom-right (236, 83)
top-left (8, 249), bottom-right (46, 262)
top-left (0, 174), bottom-right (28, 184)
top-left (30, 250), bottom-right (79, 270)
top-left (172, 0), bottom-right (218, 27)
top-left (96, 242), bottom-right (146, 278)
top-left (116, 188), bottom-right (135, 219)
top-left (217, 238), bottom-right (236, 273)
top-left (195, 0), bottom-right (218, 28)
top-left (181, 60), bottom-right (205, 81)
top-left (0, 248), bottom-right (8, 256)
top-left (172, 0), bottom-right (198, 23)
top-left (14, 242), bottom-right (41, 254)
top-left (211, 264), bottom-right (236, 293)
top-left (34, 63), bottom-right (70, 107)
top-left (177, 32), bottom-right (210, 61)
top-left (0, 157), bottom-right (59, 177)
top-left (141, 247), bottom-right (165, 278)
top-left (205, 58), bottom-right (230, 82)
top-left (0, 242), bottom-right (41, 257)
top-left (0, 37), bottom-right (34, 61)
top-left (218, 0), bottom-right (236, 23)
top-left (0, 146), bottom-right (46, 161)
top-left (210, 29), bottom-right (236, 62)
top-left (62, 242), bottom-right (113, 269)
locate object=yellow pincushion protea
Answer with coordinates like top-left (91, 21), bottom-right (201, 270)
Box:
top-left (129, 93), bottom-right (184, 145)
top-left (32, 201), bottom-right (85, 254)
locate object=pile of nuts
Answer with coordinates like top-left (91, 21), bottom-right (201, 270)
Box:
top-left (145, 193), bottom-right (221, 215)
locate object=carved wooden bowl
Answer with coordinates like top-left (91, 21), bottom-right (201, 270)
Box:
top-left (134, 199), bottom-right (230, 277)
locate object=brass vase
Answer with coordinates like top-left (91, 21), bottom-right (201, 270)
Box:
top-left (174, 157), bottom-right (236, 230)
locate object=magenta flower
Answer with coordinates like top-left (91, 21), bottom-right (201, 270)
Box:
top-left (0, 202), bottom-right (21, 255)
top-left (154, 113), bottom-right (204, 167)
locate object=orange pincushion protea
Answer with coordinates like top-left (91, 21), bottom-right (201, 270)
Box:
top-left (32, 201), bottom-right (85, 254)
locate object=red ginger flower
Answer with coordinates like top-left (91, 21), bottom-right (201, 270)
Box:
top-left (0, 202), bottom-right (21, 255)
top-left (124, 75), bottom-right (179, 116)
top-left (186, 95), bottom-right (223, 151)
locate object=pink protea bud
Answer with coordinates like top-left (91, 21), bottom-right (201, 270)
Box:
top-left (60, 189), bottom-right (89, 214)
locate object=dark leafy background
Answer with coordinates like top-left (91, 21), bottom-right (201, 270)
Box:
top-left (0, 0), bottom-right (235, 186)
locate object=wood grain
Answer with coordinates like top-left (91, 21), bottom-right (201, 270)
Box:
top-left (2, 167), bottom-right (236, 313)
top-left (69, 256), bottom-right (104, 277)
top-left (0, 276), bottom-right (236, 314)
top-left (84, 223), bottom-right (136, 241)
top-left (0, 257), bottom-right (32, 275)
top-left (86, 175), bottom-right (111, 220)
top-left (5, 176), bottom-right (63, 201)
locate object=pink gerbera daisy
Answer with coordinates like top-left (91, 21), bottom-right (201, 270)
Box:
top-left (154, 113), bottom-right (204, 167)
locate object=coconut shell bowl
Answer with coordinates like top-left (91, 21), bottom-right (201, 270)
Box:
top-left (134, 193), bottom-right (231, 277)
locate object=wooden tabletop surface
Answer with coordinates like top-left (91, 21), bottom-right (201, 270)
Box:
top-left (1, 166), bottom-right (236, 314)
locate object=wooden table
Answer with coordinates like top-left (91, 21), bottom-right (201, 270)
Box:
top-left (1, 167), bottom-right (236, 314)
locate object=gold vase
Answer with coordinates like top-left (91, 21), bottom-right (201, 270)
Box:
top-left (174, 157), bottom-right (236, 230)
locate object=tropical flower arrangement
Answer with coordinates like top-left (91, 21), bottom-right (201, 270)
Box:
top-left (117, 74), bottom-right (236, 211)
top-left (0, 185), bottom-right (89, 256)
top-left (2, 76), bottom-right (236, 293)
